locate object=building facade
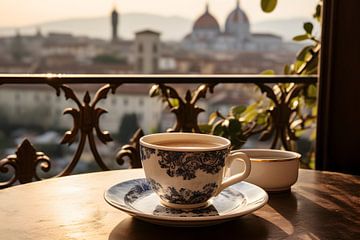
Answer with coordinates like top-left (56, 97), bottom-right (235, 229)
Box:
top-left (0, 85), bottom-right (163, 134)
top-left (135, 30), bottom-right (161, 73)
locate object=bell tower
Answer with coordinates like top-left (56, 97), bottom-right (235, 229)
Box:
top-left (111, 4), bottom-right (119, 42)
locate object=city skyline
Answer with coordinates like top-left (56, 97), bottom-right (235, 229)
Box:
top-left (0, 0), bottom-right (317, 28)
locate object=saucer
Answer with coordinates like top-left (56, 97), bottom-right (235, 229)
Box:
top-left (104, 178), bottom-right (268, 227)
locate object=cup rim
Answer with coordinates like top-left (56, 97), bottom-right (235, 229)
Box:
top-left (232, 149), bottom-right (301, 162)
top-left (140, 133), bottom-right (231, 151)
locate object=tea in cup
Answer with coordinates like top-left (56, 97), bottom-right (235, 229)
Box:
top-left (140, 133), bottom-right (251, 209)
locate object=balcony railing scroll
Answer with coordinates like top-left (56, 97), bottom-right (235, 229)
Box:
top-left (0, 74), bottom-right (317, 189)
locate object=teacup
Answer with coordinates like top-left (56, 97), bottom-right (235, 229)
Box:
top-left (140, 133), bottom-right (251, 209)
top-left (230, 149), bottom-right (301, 192)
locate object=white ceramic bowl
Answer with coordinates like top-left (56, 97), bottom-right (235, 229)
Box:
top-left (230, 149), bottom-right (301, 192)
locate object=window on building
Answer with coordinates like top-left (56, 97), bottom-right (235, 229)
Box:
top-left (153, 44), bottom-right (157, 53)
top-left (138, 44), bottom-right (143, 53)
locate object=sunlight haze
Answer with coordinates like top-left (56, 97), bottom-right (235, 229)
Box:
top-left (0, 0), bottom-right (318, 27)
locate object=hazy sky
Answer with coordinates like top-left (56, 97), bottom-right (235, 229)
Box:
top-left (0, 0), bottom-right (318, 27)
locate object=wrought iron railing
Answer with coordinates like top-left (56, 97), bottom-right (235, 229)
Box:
top-left (0, 74), bottom-right (317, 189)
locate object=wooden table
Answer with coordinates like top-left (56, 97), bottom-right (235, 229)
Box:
top-left (0, 169), bottom-right (359, 240)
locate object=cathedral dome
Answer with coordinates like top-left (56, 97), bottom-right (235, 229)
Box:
top-left (225, 0), bottom-right (250, 38)
top-left (193, 4), bottom-right (220, 32)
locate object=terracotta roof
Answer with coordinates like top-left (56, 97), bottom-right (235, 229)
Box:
top-left (135, 30), bottom-right (161, 36)
top-left (193, 12), bottom-right (220, 31)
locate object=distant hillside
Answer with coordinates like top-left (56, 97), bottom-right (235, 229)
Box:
top-left (0, 14), bottom-right (318, 41)
top-left (252, 17), bottom-right (320, 41)
top-left (0, 13), bottom-right (193, 41)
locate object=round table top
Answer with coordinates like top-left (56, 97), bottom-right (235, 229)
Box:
top-left (0, 169), bottom-right (359, 240)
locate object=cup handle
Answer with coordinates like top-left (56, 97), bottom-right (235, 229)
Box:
top-left (215, 151), bottom-right (251, 196)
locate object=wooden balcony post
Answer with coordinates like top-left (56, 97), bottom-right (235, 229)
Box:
top-left (316, 0), bottom-right (360, 175)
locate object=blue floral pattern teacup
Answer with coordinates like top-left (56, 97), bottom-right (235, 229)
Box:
top-left (140, 133), bottom-right (251, 209)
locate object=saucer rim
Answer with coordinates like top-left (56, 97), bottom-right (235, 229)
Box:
top-left (104, 178), bottom-right (268, 222)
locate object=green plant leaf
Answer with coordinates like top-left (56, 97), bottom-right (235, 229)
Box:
top-left (242, 110), bottom-right (258, 123)
top-left (226, 118), bottom-right (242, 134)
top-left (293, 60), bottom-right (305, 72)
top-left (261, 69), bottom-right (275, 75)
top-left (212, 120), bottom-right (224, 136)
top-left (310, 129), bottom-right (316, 141)
top-left (167, 88), bottom-right (179, 98)
top-left (303, 22), bottom-right (314, 34)
top-left (312, 105), bottom-right (318, 116)
top-left (305, 65), bottom-right (318, 75)
top-left (208, 111), bottom-right (218, 125)
top-left (283, 64), bottom-right (290, 74)
top-left (240, 102), bottom-right (259, 122)
top-left (295, 129), bottom-right (305, 138)
top-left (168, 98), bottom-right (179, 108)
top-left (230, 136), bottom-right (246, 150)
top-left (231, 106), bottom-right (246, 118)
top-left (303, 52), bottom-right (319, 73)
top-left (313, 4), bottom-right (322, 22)
top-left (222, 119), bottom-right (230, 128)
top-left (149, 84), bottom-right (160, 97)
top-left (261, 0), bottom-right (278, 13)
top-left (199, 124), bottom-right (212, 134)
top-left (309, 158), bottom-right (315, 170)
top-left (304, 118), bottom-right (314, 128)
top-left (296, 46), bottom-right (313, 61)
top-left (256, 112), bottom-right (268, 125)
top-left (293, 34), bottom-right (310, 41)
top-left (307, 84), bottom-right (317, 98)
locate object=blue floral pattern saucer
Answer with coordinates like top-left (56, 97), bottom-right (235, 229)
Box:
top-left (104, 178), bottom-right (268, 227)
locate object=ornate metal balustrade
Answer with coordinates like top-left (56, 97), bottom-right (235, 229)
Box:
top-left (0, 74), bottom-right (317, 189)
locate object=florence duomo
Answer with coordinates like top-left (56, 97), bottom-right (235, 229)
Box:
top-left (182, 0), bottom-right (283, 53)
